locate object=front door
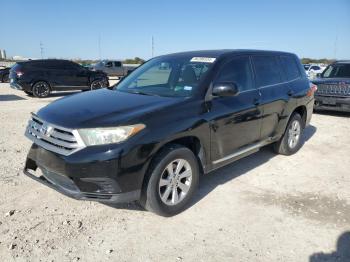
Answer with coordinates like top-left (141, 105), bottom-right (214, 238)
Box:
top-left (208, 56), bottom-right (262, 163)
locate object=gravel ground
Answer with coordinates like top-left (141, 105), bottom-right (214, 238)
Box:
top-left (0, 83), bottom-right (349, 262)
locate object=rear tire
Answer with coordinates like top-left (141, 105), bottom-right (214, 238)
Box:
top-left (32, 81), bottom-right (51, 98)
top-left (90, 79), bottom-right (105, 90)
top-left (140, 144), bottom-right (199, 216)
top-left (274, 113), bottom-right (303, 155)
top-left (2, 73), bottom-right (9, 83)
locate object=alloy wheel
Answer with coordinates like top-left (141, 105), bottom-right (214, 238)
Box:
top-left (288, 120), bottom-right (301, 149)
top-left (34, 82), bottom-right (50, 97)
top-left (158, 159), bottom-right (192, 206)
top-left (91, 80), bottom-right (104, 90)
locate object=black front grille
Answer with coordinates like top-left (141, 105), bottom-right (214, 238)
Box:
top-left (316, 84), bottom-right (350, 96)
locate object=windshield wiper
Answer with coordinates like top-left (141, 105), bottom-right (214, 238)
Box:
top-left (127, 90), bottom-right (159, 96)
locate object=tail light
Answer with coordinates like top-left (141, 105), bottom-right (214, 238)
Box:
top-left (307, 83), bottom-right (317, 97)
top-left (16, 71), bottom-right (24, 77)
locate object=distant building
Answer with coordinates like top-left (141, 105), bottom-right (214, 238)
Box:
top-left (0, 49), bottom-right (6, 60)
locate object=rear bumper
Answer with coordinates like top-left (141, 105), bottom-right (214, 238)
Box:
top-left (314, 95), bottom-right (350, 112)
top-left (10, 79), bottom-right (32, 91)
top-left (10, 81), bottom-right (24, 90)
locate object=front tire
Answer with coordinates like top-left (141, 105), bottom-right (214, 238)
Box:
top-left (32, 81), bottom-right (51, 98)
top-left (274, 113), bottom-right (304, 155)
top-left (140, 144), bottom-right (199, 216)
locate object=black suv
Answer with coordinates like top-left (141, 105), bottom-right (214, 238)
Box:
top-left (10, 59), bottom-right (109, 97)
top-left (312, 61), bottom-right (350, 112)
top-left (23, 50), bottom-right (315, 216)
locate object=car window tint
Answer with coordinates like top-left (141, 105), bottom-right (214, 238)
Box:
top-left (311, 66), bottom-right (320, 70)
top-left (105, 62), bottom-right (113, 67)
top-left (280, 56), bottom-right (301, 81)
top-left (252, 56), bottom-right (282, 87)
top-left (114, 61), bottom-right (122, 67)
top-left (215, 56), bottom-right (254, 92)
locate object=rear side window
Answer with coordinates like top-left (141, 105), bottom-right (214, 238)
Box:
top-left (215, 56), bottom-right (254, 92)
top-left (280, 56), bottom-right (301, 81)
top-left (114, 61), bottom-right (122, 67)
top-left (252, 56), bottom-right (282, 87)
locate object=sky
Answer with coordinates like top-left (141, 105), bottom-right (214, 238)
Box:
top-left (1, 0), bottom-right (349, 60)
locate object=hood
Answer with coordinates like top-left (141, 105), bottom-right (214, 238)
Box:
top-left (36, 89), bottom-right (183, 129)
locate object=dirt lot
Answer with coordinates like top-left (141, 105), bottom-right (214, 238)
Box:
top-left (0, 83), bottom-right (349, 262)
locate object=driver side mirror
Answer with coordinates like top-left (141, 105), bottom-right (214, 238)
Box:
top-left (212, 82), bottom-right (239, 97)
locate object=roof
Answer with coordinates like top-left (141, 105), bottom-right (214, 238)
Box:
top-left (335, 60), bottom-right (350, 64)
top-left (161, 49), bottom-right (296, 58)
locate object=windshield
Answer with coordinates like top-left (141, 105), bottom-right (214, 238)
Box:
top-left (322, 64), bottom-right (350, 78)
top-left (115, 56), bottom-right (215, 97)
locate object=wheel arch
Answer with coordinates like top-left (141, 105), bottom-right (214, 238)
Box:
top-left (152, 136), bottom-right (206, 175)
top-left (291, 105), bottom-right (307, 128)
top-left (140, 135), bottom-right (207, 193)
top-left (30, 80), bottom-right (52, 91)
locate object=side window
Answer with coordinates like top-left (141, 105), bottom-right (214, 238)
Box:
top-left (311, 66), bottom-right (320, 70)
top-left (280, 56), bottom-right (301, 81)
top-left (63, 61), bottom-right (79, 70)
top-left (215, 56), bottom-right (254, 92)
top-left (105, 61), bottom-right (113, 67)
top-left (114, 61), bottom-right (122, 67)
top-left (252, 56), bottom-right (282, 87)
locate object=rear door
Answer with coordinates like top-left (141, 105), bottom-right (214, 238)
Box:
top-left (209, 55), bottom-right (262, 162)
top-left (61, 61), bottom-right (89, 89)
top-left (252, 55), bottom-right (290, 140)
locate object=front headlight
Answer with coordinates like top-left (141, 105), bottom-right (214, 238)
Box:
top-left (77, 124), bottom-right (145, 146)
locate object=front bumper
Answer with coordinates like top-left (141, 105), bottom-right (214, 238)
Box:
top-left (24, 144), bottom-right (143, 203)
top-left (314, 95), bottom-right (350, 112)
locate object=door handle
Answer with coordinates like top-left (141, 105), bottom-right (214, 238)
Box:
top-left (287, 90), bottom-right (294, 96)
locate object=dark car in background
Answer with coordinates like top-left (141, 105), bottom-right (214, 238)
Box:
top-left (23, 50), bottom-right (315, 216)
top-left (9, 59), bottom-right (109, 97)
top-left (313, 60), bottom-right (350, 112)
top-left (0, 67), bottom-right (10, 82)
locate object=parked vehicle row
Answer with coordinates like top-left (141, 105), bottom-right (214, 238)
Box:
top-left (312, 60), bottom-right (350, 112)
top-left (23, 49), bottom-right (315, 216)
top-left (0, 66), bottom-right (10, 82)
top-left (9, 59), bottom-right (109, 97)
top-left (303, 63), bottom-right (327, 79)
top-left (90, 60), bottom-right (135, 77)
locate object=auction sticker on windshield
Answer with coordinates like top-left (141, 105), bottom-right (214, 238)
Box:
top-left (190, 57), bottom-right (216, 63)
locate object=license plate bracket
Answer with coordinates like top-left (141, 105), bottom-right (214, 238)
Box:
top-left (323, 97), bottom-right (336, 105)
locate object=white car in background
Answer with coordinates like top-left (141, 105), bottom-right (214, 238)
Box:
top-left (304, 64), bottom-right (327, 79)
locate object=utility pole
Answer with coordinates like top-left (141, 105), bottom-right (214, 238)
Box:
top-left (40, 41), bottom-right (44, 59)
top-left (98, 33), bottom-right (101, 61)
top-left (151, 36), bottom-right (154, 58)
top-left (334, 33), bottom-right (338, 60)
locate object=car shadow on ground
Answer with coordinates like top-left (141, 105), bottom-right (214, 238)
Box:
top-left (105, 125), bottom-right (317, 212)
top-left (309, 231), bottom-right (350, 262)
top-left (189, 124), bottom-right (317, 208)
